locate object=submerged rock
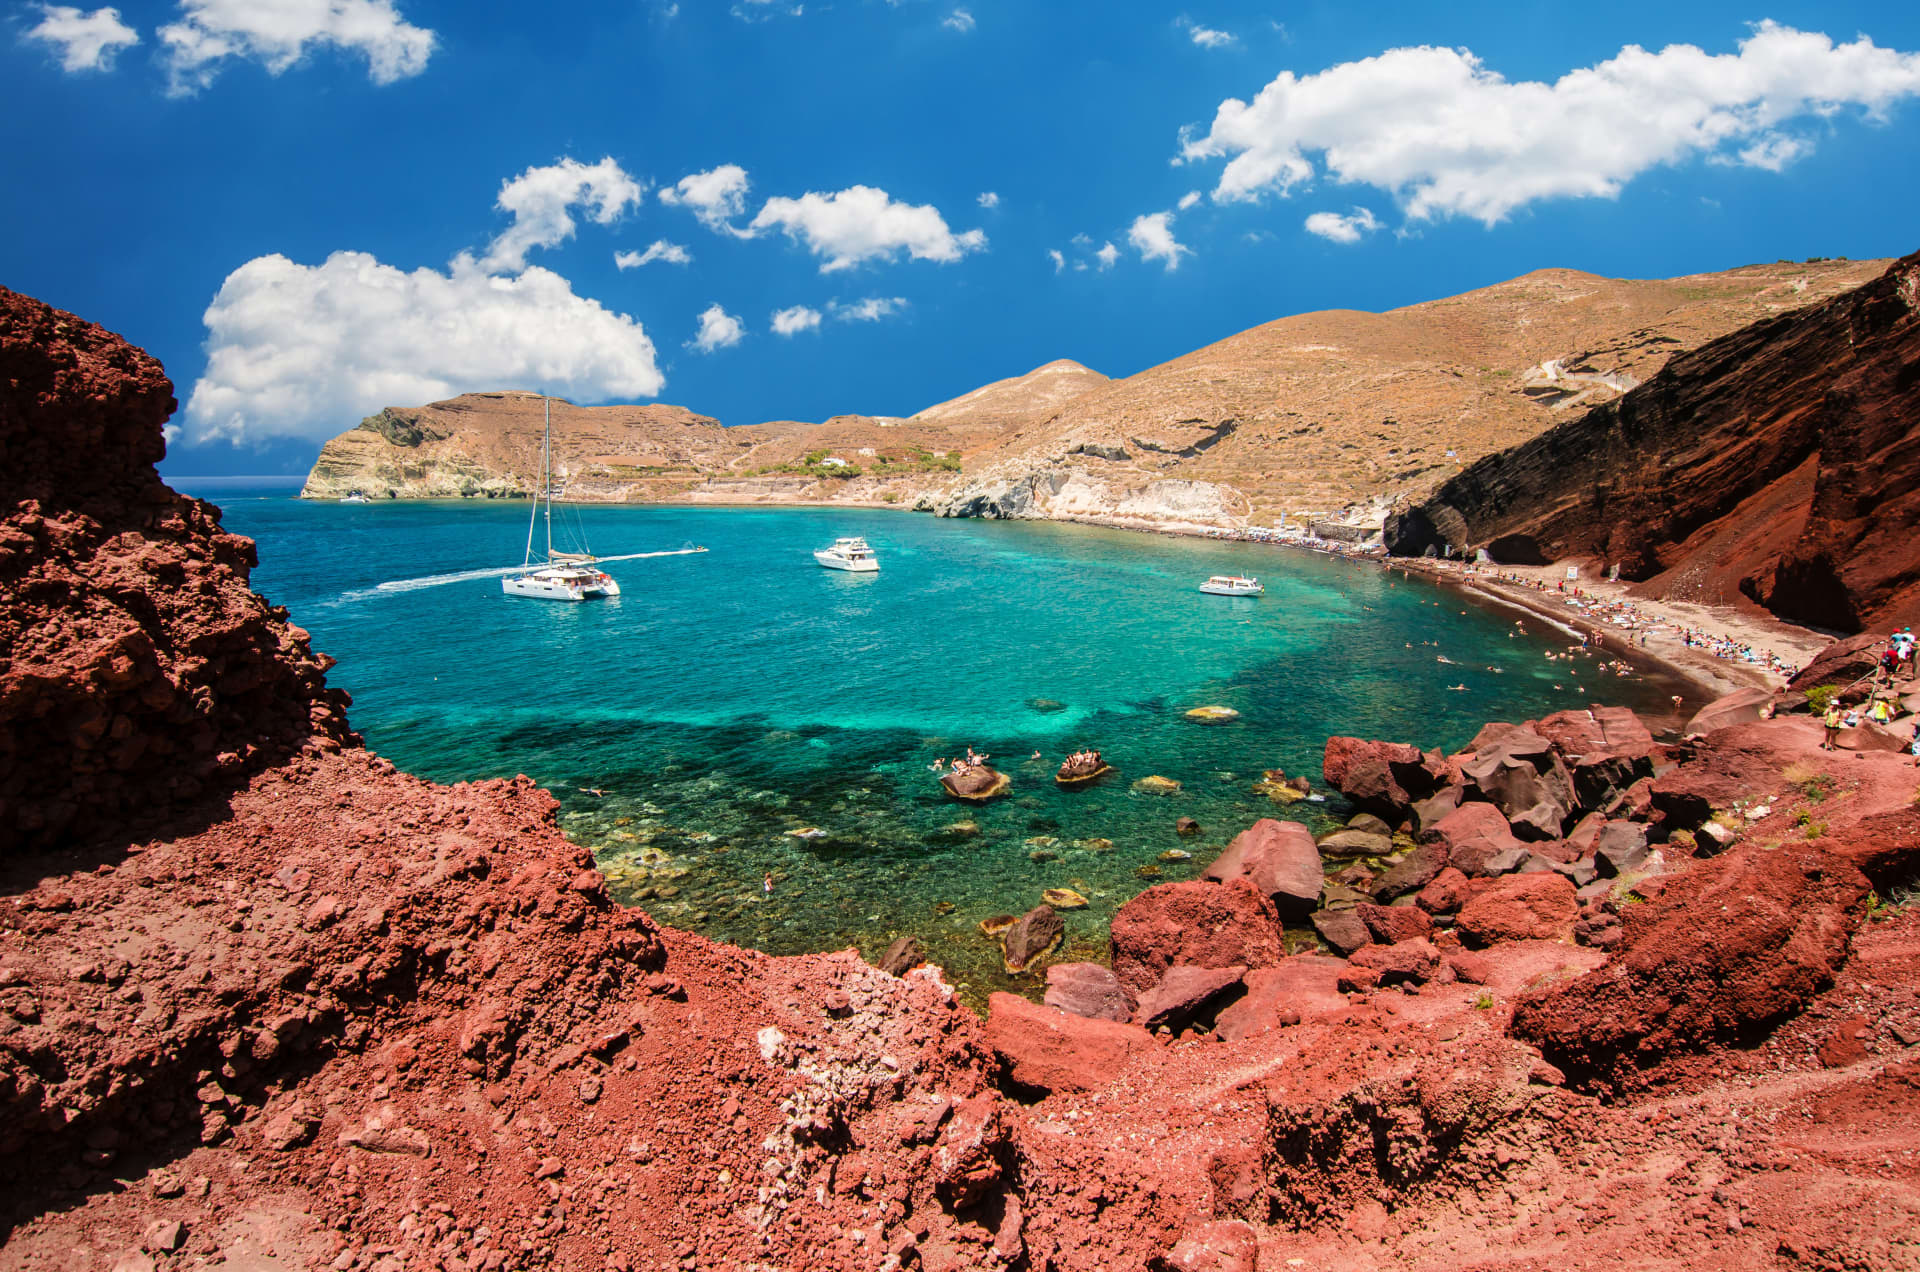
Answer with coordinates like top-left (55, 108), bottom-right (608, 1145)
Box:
top-left (878, 935), bottom-right (924, 976)
top-left (1184, 705), bottom-right (1241, 724)
top-left (1133, 775), bottom-right (1183, 795)
top-left (1042, 887), bottom-right (1089, 910)
top-left (1002, 904), bottom-right (1065, 974)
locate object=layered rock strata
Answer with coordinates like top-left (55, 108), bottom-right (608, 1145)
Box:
top-left (1386, 249), bottom-right (1920, 631)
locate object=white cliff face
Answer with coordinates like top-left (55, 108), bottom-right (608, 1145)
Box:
top-left (931, 459), bottom-right (1242, 529)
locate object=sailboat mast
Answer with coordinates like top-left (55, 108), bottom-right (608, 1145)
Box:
top-left (542, 397), bottom-right (553, 562)
top-left (519, 396), bottom-right (541, 568)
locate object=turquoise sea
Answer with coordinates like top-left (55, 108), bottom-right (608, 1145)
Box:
top-left (189, 484), bottom-right (1686, 1002)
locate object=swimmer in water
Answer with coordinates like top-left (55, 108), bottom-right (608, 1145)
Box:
top-left (578, 787), bottom-right (606, 797)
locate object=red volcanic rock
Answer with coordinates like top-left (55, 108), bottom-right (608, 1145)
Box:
top-left (1373, 839), bottom-right (1447, 900)
top-left (1309, 907), bottom-right (1370, 956)
top-left (1422, 801), bottom-right (1523, 876)
top-left (1789, 632), bottom-right (1889, 694)
top-left (1457, 873), bottom-right (1578, 946)
top-left (0, 288), bottom-right (352, 853)
top-left (1213, 956), bottom-right (1349, 1042)
top-left (1043, 961), bottom-right (1134, 1022)
top-left (1201, 818), bottom-right (1322, 919)
top-left (1684, 687), bottom-right (1774, 737)
top-left (1510, 841), bottom-right (1871, 1089)
top-left (1458, 731), bottom-right (1575, 839)
top-left (1818, 1015), bottom-right (1874, 1069)
top-left (1415, 866), bottom-right (1473, 915)
top-left (984, 993), bottom-right (1147, 1096)
top-left (1002, 903), bottom-right (1065, 973)
top-left (1357, 903), bottom-right (1433, 945)
top-left (1351, 937), bottom-right (1442, 986)
top-left (1110, 879), bottom-right (1283, 992)
top-left (1153, 1219), bottom-right (1259, 1272)
top-left (1320, 737), bottom-right (1445, 818)
top-left (1408, 784), bottom-right (1464, 832)
top-left (1836, 720), bottom-right (1911, 753)
top-left (1133, 964), bottom-right (1247, 1032)
top-left (932, 1092), bottom-right (1009, 1210)
top-left (1387, 252), bottom-right (1920, 632)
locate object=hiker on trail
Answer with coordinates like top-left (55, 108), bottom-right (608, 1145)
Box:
top-left (1871, 695), bottom-right (1894, 725)
top-left (1910, 722), bottom-right (1920, 767)
top-left (1823, 702), bottom-right (1844, 750)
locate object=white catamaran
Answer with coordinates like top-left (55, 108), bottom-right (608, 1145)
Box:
top-left (503, 398), bottom-right (622, 602)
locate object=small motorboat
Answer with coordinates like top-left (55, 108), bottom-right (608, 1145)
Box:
top-left (815, 536), bottom-right (880, 572)
top-left (1199, 574), bottom-right (1264, 596)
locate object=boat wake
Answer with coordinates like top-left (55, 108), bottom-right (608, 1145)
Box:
top-left (334, 546), bottom-right (707, 603)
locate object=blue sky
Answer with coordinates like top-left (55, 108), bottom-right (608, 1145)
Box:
top-left (4, 1), bottom-right (1917, 479)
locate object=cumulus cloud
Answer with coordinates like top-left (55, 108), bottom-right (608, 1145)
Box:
top-left (689, 303), bottom-right (745, 353)
top-left (1303, 206), bottom-right (1381, 243)
top-left (748, 185), bottom-right (986, 272)
top-left (977, 190), bottom-right (1000, 208)
top-left (1177, 190), bottom-right (1202, 211)
top-left (615, 240), bottom-right (692, 269)
top-left (159, 0), bottom-right (435, 95)
top-left (477, 157), bottom-right (644, 274)
top-left (659, 164), bottom-right (752, 234)
top-left (943, 8), bottom-right (974, 33)
top-left (1180, 22), bottom-right (1920, 225)
top-left (1128, 212), bottom-right (1189, 270)
top-left (831, 296), bottom-right (908, 322)
top-left (21, 4), bottom-right (138, 71)
top-left (1094, 241), bottom-right (1120, 270)
top-left (1179, 17), bottom-right (1235, 48)
top-left (771, 305), bottom-right (822, 336)
top-left (1048, 249), bottom-right (1065, 273)
top-left (185, 252), bottom-right (663, 445)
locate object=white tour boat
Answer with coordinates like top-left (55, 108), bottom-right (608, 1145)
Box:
top-left (1199, 574), bottom-right (1264, 597)
top-left (339, 491), bottom-right (370, 503)
top-left (814, 537), bottom-right (880, 572)
top-left (503, 398), bottom-right (622, 602)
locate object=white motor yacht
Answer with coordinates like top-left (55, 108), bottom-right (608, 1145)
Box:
top-left (815, 537), bottom-right (880, 572)
top-left (1199, 574), bottom-right (1264, 597)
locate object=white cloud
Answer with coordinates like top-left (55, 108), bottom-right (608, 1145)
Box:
top-left (185, 252), bottom-right (663, 445)
top-left (943, 8), bottom-right (974, 33)
top-left (1179, 17), bottom-right (1235, 48)
top-left (689, 303), bottom-right (745, 353)
top-left (831, 296), bottom-right (908, 323)
top-left (615, 240), bottom-right (693, 269)
top-left (1303, 206), bottom-right (1381, 243)
top-left (748, 185), bottom-right (987, 273)
top-left (771, 305), bottom-right (822, 336)
top-left (1177, 190), bottom-right (1202, 211)
top-left (977, 190), bottom-right (1000, 209)
top-left (478, 157), bottom-right (644, 274)
top-left (1094, 241), bottom-right (1120, 270)
top-left (659, 164), bottom-right (752, 234)
top-left (1128, 212), bottom-right (1190, 270)
top-left (22, 5), bottom-right (138, 71)
top-left (731, 0), bottom-right (802, 21)
top-left (159, 0), bottom-right (435, 95)
top-left (1180, 22), bottom-right (1920, 225)
top-left (1048, 249), bottom-right (1065, 273)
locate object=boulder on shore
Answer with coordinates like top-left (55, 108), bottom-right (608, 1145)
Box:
top-left (1457, 872), bottom-right (1577, 946)
top-left (1110, 878), bottom-right (1283, 992)
top-left (1422, 801), bottom-right (1523, 876)
top-left (1309, 908), bottom-right (1370, 956)
top-left (1132, 964), bottom-right (1247, 1032)
top-left (1043, 962), bottom-right (1134, 1022)
top-left (1202, 818), bottom-right (1323, 919)
top-left (1321, 737), bottom-right (1448, 819)
top-left (984, 993), bottom-right (1149, 1096)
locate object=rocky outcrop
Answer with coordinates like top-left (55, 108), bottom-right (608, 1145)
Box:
top-left (0, 287), bottom-right (352, 853)
top-left (1386, 249), bottom-right (1920, 631)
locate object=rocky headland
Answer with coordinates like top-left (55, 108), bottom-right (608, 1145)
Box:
top-left (11, 286), bottom-right (1920, 1272)
top-left (299, 258), bottom-right (1886, 537)
top-left (1386, 250), bottom-right (1920, 633)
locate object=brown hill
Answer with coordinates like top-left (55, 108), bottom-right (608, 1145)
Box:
top-left (932, 258), bottom-right (1891, 525)
top-left (1384, 249), bottom-right (1920, 633)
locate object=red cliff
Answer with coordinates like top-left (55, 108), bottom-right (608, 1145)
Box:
top-left (1385, 250), bottom-right (1920, 632)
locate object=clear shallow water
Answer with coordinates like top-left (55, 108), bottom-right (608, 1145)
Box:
top-left (193, 489), bottom-right (1684, 1002)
